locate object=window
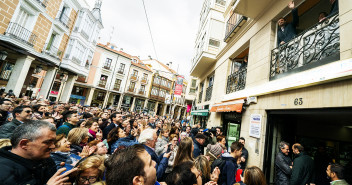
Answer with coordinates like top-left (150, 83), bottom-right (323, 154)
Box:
top-left (104, 58), bottom-right (112, 69)
top-left (140, 85), bottom-right (145, 92)
top-left (209, 39), bottom-right (220, 47)
top-left (97, 92), bottom-right (105, 101)
top-left (208, 75), bottom-right (214, 87)
top-left (132, 70), bottom-right (138, 76)
top-left (29, 77), bottom-right (38, 87)
top-left (129, 82), bottom-right (136, 90)
top-left (215, 0), bottom-right (226, 6)
top-left (65, 39), bottom-right (74, 58)
top-left (143, 73), bottom-right (148, 80)
top-left (151, 87), bottom-right (159, 96)
top-left (118, 63), bottom-right (125, 74)
top-left (46, 33), bottom-right (58, 50)
top-left (0, 62), bottom-right (14, 80)
top-left (73, 41), bottom-right (86, 63)
top-left (191, 79), bottom-right (197, 87)
top-left (190, 89), bottom-right (196, 93)
top-left (114, 79), bottom-right (122, 90)
top-left (52, 81), bottom-right (61, 92)
top-left (15, 8), bottom-right (30, 28)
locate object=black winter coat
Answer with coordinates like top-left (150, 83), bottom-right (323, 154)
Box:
top-left (275, 151), bottom-right (292, 185)
top-left (290, 152), bottom-right (315, 185)
top-left (0, 146), bottom-right (56, 185)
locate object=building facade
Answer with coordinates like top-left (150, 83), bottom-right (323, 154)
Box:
top-left (191, 0), bottom-right (352, 182)
top-left (70, 43), bottom-right (130, 107)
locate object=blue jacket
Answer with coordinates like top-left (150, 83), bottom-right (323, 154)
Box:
top-left (220, 153), bottom-right (239, 185)
top-left (144, 145), bottom-right (168, 181)
top-left (110, 136), bottom-right (138, 153)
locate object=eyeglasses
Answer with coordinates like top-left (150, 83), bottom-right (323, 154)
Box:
top-left (79, 176), bottom-right (98, 183)
top-left (24, 110), bottom-right (32, 113)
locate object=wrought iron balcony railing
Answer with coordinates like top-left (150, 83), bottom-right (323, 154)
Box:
top-left (270, 13), bottom-right (340, 80)
top-left (141, 77), bottom-right (148, 84)
top-left (5, 22), bottom-right (37, 46)
top-left (35, 0), bottom-right (48, 8)
top-left (224, 14), bottom-right (247, 42)
top-left (117, 69), bottom-right (124, 74)
top-left (138, 90), bottom-right (145, 95)
top-left (128, 87), bottom-right (136, 93)
top-left (98, 80), bottom-right (107, 88)
top-left (43, 43), bottom-right (63, 59)
top-left (205, 85), bottom-right (213, 101)
top-left (57, 11), bottom-right (71, 28)
top-left (130, 74), bottom-right (138, 81)
top-left (226, 67), bottom-right (247, 94)
top-left (198, 91), bottom-right (203, 104)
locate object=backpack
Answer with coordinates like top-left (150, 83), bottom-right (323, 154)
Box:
top-left (211, 157), bottom-right (227, 184)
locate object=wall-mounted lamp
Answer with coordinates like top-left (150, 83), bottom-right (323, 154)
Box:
top-left (0, 50), bottom-right (8, 61)
top-left (59, 73), bottom-right (65, 80)
top-left (34, 65), bottom-right (43, 74)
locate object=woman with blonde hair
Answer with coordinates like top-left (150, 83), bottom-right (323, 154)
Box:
top-left (194, 155), bottom-right (211, 184)
top-left (174, 136), bottom-right (194, 167)
top-left (155, 128), bottom-right (170, 156)
top-left (75, 155), bottom-right (105, 185)
top-left (67, 128), bottom-right (90, 156)
top-left (243, 166), bottom-right (267, 185)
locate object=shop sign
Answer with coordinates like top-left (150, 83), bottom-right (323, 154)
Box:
top-left (70, 94), bottom-right (86, 100)
top-left (191, 110), bottom-right (209, 116)
top-left (125, 96), bottom-right (131, 104)
top-left (174, 76), bottom-right (184, 95)
top-left (249, 114), bottom-right (262, 138)
top-left (50, 91), bottom-right (59, 95)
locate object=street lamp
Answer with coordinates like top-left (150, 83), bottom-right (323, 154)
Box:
top-left (0, 50), bottom-right (8, 61)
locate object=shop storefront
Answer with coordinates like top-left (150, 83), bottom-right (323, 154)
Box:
top-left (121, 95), bottom-right (132, 111)
top-left (264, 108), bottom-right (352, 184)
top-left (191, 109), bottom-right (209, 128)
top-left (146, 101), bottom-right (156, 114)
top-left (134, 98), bottom-right (145, 113)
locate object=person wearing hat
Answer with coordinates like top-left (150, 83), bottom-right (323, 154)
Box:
top-left (205, 143), bottom-right (223, 165)
top-left (193, 133), bottom-right (206, 158)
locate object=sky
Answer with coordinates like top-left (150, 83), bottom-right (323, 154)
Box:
top-left (87, 0), bottom-right (204, 78)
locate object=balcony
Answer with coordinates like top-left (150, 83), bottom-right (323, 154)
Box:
top-left (117, 69), bottom-right (124, 74)
top-left (127, 87), bottom-right (136, 93)
top-left (113, 86), bottom-right (120, 91)
top-left (98, 80), bottom-right (107, 88)
top-left (5, 22), bottom-right (37, 47)
top-left (270, 14), bottom-right (340, 80)
top-left (226, 66), bottom-right (247, 94)
top-left (56, 11), bottom-right (71, 29)
top-left (80, 30), bottom-right (89, 40)
top-left (130, 74), bottom-right (139, 81)
top-left (232, 0), bottom-right (273, 19)
top-left (198, 91), bottom-right (203, 104)
top-left (76, 76), bottom-right (87, 83)
top-left (138, 90), bottom-right (146, 95)
top-left (141, 77), bottom-right (148, 84)
top-left (205, 85), bottom-right (213, 101)
top-left (43, 43), bottom-right (63, 59)
top-left (224, 13), bottom-right (247, 42)
top-left (190, 39), bottom-right (218, 77)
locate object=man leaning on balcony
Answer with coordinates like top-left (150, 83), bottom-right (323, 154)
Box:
top-left (277, 1), bottom-right (299, 46)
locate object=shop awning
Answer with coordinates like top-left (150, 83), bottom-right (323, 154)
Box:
top-left (210, 99), bottom-right (245, 113)
top-left (191, 109), bottom-right (209, 116)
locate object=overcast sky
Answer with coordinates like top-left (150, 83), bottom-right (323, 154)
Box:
top-left (87, 0), bottom-right (203, 78)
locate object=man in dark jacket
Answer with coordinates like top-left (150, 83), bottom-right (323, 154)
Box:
top-left (275, 141), bottom-right (292, 185)
top-left (193, 133), bottom-right (206, 158)
top-left (0, 105), bottom-right (32, 138)
top-left (219, 141), bottom-right (243, 185)
top-left (0, 99), bottom-right (12, 126)
top-left (290, 143), bottom-right (315, 185)
top-left (239, 137), bottom-right (249, 170)
top-left (0, 120), bottom-right (76, 184)
top-left (277, 1), bottom-right (299, 46)
top-left (103, 112), bottom-right (123, 139)
top-left (138, 128), bottom-right (170, 181)
top-left (56, 111), bottom-right (79, 136)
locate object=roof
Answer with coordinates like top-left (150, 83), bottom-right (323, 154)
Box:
top-left (142, 59), bottom-right (177, 74)
top-left (97, 43), bottom-right (132, 59)
top-left (131, 56), bottom-right (153, 73)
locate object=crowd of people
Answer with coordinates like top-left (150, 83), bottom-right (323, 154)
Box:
top-left (0, 92), bottom-right (349, 185)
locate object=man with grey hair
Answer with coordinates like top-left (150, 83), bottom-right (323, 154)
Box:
top-left (275, 141), bottom-right (292, 185)
top-left (139, 128), bottom-right (170, 181)
top-left (0, 120), bottom-right (76, 184)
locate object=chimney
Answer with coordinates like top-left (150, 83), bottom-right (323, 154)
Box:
top-left (168, 62), bottom-right (172, 68)
top-left (120, 48), bottom-right (123, 51)
top-left (148, 55), bottom-right (152, 60)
